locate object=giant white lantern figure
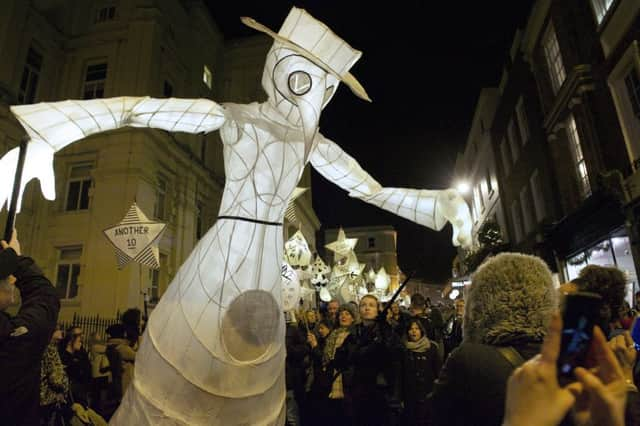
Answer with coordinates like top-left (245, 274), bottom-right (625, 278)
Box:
top-left (0, 7), bottom-right (472, 425)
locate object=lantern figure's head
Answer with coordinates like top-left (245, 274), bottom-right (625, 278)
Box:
top-left (242, 7), bottom-right (370, 150)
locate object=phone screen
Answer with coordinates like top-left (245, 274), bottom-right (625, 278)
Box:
top-left (631, 317), bottom-right (640, 351)
top-left (557, 292), bottom-right (602, 379)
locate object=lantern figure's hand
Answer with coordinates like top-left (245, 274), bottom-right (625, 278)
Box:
top-left (437, 189), bottom-right (473, 248)
top-left (0, 141), bottom-right (55, 213)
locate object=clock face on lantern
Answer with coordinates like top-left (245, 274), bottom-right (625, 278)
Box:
top-left (288, 71), bottom-right (312, 96)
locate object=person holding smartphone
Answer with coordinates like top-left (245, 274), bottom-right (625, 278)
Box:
top-left (503, 313), bottom-right (628, 426)
top-left (0, 229), bottom-right (60, 426)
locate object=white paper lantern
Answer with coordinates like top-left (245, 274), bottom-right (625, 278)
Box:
top-left (281, 263), bottom-right (301, 311)
top-left (2, 7), bottom-right (472, 425)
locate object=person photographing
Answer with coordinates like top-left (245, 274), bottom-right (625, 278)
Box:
top-left (0, 229), bottom-right (60, 426)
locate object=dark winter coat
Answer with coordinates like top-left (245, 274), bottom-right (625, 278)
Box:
top-left (285, 323), bottom-right (309, 393)
top-left (402, 343), bottom-right (441, 402)
top-left (60, 346), bottom-right (92, 406)
top-left (429, 341), bottom-right (539, 426)
top-left (0, 252), bottom-right (60, 426)
top-left (333, 321), bottom-right (403, 426)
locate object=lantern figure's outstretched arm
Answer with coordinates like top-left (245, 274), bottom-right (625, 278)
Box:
top-left (1, 97), bottom-right (226, 211)
top-left (310, 134), bottom-right (473, 247)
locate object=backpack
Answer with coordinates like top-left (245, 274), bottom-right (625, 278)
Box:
top-left (105, 344), bottom-right (123, 400)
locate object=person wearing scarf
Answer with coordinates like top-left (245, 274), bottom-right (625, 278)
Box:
top-left (321, 304), bottom-right (356, 425)
top-left (402, 319), bottom-right (441, 426)
top-left (333, 295), bottom-right (403, 426)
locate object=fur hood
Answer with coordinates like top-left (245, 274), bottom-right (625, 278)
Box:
top-left (464, 252), bottom-right (557, 346)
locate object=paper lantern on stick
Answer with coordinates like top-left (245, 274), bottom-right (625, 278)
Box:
top-left (375, 267), bottom-right (391, 292)
top-left (284, 230), bottom-right (312, 268)
top-left (325, 228), bottom-right (358, 258)
top-left (103, 202), bottom-right (166, 269)
top-left (310, 255), bottom-right (331, 290)
top-left (281, 263), bottom-right (301, 311)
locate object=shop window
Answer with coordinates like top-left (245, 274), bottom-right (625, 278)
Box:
top-left (56, 247), bottom-right (82, 299)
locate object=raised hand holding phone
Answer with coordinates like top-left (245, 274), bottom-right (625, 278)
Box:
top-left (557, 292), bottom-right (603, 380)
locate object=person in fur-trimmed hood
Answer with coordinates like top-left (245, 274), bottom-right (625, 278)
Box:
top-left (430, 252), bottom-right (557, 426)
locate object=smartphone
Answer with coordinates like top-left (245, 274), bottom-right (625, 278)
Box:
top-left (557, 291), bottom-right (603, 379)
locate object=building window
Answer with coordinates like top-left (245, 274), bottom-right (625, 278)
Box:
top-left (507, 119), bottom-right (520, 163)
top-left (511, 200), bottom-right (523, 243)
top-left (163, 80), bottom-right (173, 98)
top-left (83, 63), bottom-right (107, 99)
top-left (196, 201), bottom-right (204, 240)
top-left (567, 115), bottom-right (591, 198)
top-left (154, 177), bottom-right (167, 220)
top-left (500, 138), bottom-right (511, 176)
top-left (18, 47), bottom-right (43, 104)
top-left (543, 24), bottom-right (566, 94)
top-left (516, 97), bottom-right (530, 145)
top-left (473, 185), bottom-right (483, 219)
top-left (590, 0), bottom-right (615, 24)
top-left (95, 5), bottom-right (116, 23)
top-left (368, 237), bottom-right (375, 248)
top-left (55, 247), bottom-right (82, 300)
top-left (65, 164), bottom-right (92, 211)
top-left (530, 169), bottom-right (547, 222)
top-left (520, 186), bottom-right (534, 234)
top-left (203, 65), bottom-right (212, 90)
top-left (625, 69), bottom-right (640, 118)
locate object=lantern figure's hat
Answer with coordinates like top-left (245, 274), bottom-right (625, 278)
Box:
top-left (241, 7), bottom-right (371, 102)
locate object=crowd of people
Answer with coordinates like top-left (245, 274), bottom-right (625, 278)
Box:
top-left (284, 253), bottom-right (640, 426)
top-left (1, 228), bottom-right (640, 426)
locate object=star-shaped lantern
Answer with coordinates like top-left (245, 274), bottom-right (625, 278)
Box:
top-left (325, 228), bottom-right (358, 258)
top-left (103, 202), bottom-right (167, 269)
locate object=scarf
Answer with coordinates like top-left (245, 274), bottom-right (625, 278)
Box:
top-left (405, 336), bottom-right (431, 353)
top-left (322, 326), bottom-right (350, 366)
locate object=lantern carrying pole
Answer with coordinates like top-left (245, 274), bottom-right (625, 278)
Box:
top-left (4, 139), bottom-right (28, 242)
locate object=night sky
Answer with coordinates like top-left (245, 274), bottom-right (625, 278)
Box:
top-left (205, 1), bottom-right (534, 282)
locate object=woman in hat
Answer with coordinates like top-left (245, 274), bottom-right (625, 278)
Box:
top-left (5, 7), bottom-right (472, 425)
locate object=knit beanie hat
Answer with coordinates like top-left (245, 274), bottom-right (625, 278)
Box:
top-left (464, 252), bottom-right (557, 346)
top-left (337, 303), bottom-right (357, 322)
